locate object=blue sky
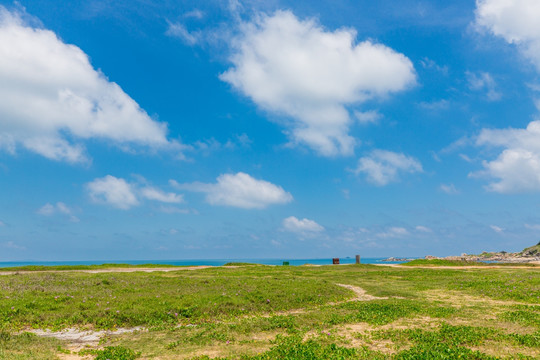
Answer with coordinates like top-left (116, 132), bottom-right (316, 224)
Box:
top-left (2, 0), bottom-right (540, 261)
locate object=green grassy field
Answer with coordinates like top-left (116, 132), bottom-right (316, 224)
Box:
top-left (0, 264), bottom-right (539, 359)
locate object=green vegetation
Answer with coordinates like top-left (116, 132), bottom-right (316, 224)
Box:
top-left (82, 346), bottom-right (140, 360)
top-left (0, 263), bottom-right (538, 359)
top-left (403, 259), bottom-right (486, 266)
top-left (222, 262), bottom-right (260, 266)
top-left (403, 259), bottom-right (538, 267)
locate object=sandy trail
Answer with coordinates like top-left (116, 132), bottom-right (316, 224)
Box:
top-left (335, 283), bottom-right (388, 301)
top-left (0, 266), bottom-right (215, 276)
top-left (2, 263), bottom-right (538, 275)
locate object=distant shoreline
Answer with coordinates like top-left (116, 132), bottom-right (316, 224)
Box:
top-left (0, 257), bottom-right (410, 269)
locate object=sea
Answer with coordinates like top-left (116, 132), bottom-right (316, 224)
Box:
top-left (0, 257), bottom-right (412, 268)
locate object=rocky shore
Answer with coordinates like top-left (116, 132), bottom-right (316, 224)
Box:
top-left (424, 242), bottom-right (540, 263)
top-left (380, 257), bottom-right (415, 262)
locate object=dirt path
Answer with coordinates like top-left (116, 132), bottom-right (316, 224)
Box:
top-left (335, 283), bottom-right (388, 301)
top-left (0, 266), bottom-right (215, 276)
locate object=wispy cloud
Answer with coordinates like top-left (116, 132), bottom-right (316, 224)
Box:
top-left (37, 202), bottom-right (79, 222)
top-left (377, 227), bottom-right (409, 238)
top-left (354, 150), bottom-right (423, 186)
top-left (166, 22), bottom-right (201, 45)
top-left (466, 71), bottom-right (502, 101)
top-left (440, 183), bottom-right (460, 194)
top-left (3, 241), bottom-right (25, 250)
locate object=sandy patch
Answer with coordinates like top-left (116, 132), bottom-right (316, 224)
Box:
top-left (26, 327), bottom-right (146, 359)
top-left (0, 266), bottom-right (215, 276)
top-left (336, 284), bottom-right (388, 302)
top-left (28, 326), bottom-right (145, 343)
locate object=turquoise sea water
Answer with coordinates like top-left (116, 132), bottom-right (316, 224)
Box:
top-left (0, 257), bottom-right (412, 268)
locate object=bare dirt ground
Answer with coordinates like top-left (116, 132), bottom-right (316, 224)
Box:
top-left (0, 266), bottom-right (215, 276)
top-left (335, 283), bottom-right (388, 301)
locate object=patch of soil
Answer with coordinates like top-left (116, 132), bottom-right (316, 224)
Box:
top-left (335, 284), bottom-right (388, 302)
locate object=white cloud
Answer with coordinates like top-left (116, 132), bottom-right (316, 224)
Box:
top-left (140, 187), bottom-right (184, 204)
top-left (166, 22), bottom-right (201, 45)
top-left (377, 227), bottom-right (409, 238)
top-left (37, 202), bottom-right (79, 222)
top-left (158, 205), bottom-right (193, 214)
top-left (87, 176), bottom-right (139, 210)
top-left (466, 71), bottom-right (502, 101)
top-left (221, 10), bottom-right (416, 156)
top-left (440, 183), bottom-right (460, 194)
top-left (415, 225), bottom-right (432, 233)
top-left (87, 176), bottom-right (184, 209)
top-left (184, 9), bottom-right (204, 19)
top-left (473, 121), bottom-right (540, 192)
top-left (282, 216), bottom-right (324, 234)
top-left (420, 57), bottom-right (449, 75)
top-left (418, 99), bottom-right (450, 111)
top-left (476, 0), bottom-right (540, 70)
top-left (525, 223), bottom-right (540, 230)
top-left (354, 150), bottom-right (423, 186)
top-left (354, 110), bottom-right (382, 125)
top-left (3, 241), bottom-right (25, 250)
top-left (176, 172), bottom-right (293, 209)
top-left (0, 7), bottom-right (173, 163)
top-left (473, 2), bottom-right (540, 193)
top-left (490, 224), bottom-right (504, 233)
top-left (37, 203), bottom-right (55, 216)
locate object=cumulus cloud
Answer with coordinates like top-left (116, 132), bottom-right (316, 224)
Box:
top-left (87, 175), bottom-right (184, 209)
top-left (0, 7), bottom-right (173, 163)
top-left (476, 0), bottom-right (540, 70)
top-left (490, 224), bottom-right (504, 233)
top-left (87, 176), bottom-right (139, 209)
top-left (473, 121), bottom-right (540, 192)
top-left (282, 216), bottom-right (324, 234)
top-left (354, 150), bottom-right (423, 186)
top-left (175, 172), bottom-right (292, 209)
top-left (473, 2), bottom-right (540, 193)
top-left (37, 202), bottom-right (79, 222)
top-left (221, 10), bottom-right (416, 156)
